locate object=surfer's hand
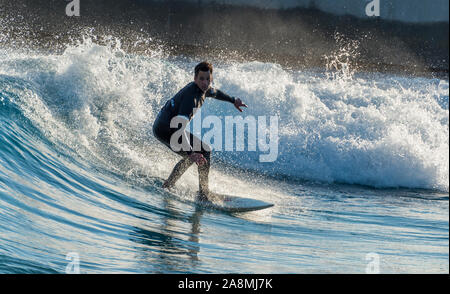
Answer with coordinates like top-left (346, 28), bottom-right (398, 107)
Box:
top-left (234, 98), bottom-right (247, 112)
top-left (189, 152), bottom-right (207, 166)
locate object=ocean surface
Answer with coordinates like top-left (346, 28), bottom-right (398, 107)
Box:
top-left (0, 35), bottom-right (448, 273)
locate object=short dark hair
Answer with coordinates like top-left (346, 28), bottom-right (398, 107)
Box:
top-left (195, 61), bottom-right (213, 77)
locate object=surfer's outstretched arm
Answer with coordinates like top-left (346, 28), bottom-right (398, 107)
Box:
top-left (206, 88), bottom-right (248, 112)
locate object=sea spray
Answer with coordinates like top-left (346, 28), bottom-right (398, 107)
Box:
top-left (0, 36), bottom-right (447, 191)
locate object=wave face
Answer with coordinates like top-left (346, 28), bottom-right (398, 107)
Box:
top-left (0, 38), bottom-right (448, 192)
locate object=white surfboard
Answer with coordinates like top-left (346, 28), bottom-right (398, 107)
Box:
top-left (152, 178), bottom-right (274, 212)
top-left (198, 192), bottom-right (274, 213)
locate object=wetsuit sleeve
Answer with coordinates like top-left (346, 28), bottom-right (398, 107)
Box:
top-left (206, 87), bottom-right (236, 104)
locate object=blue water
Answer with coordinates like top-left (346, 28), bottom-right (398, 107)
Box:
top-left (0, 40), bottom-right (448, 273)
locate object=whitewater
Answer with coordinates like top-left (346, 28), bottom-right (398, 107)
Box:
top-left (0, 36), bottom-right (448, 273)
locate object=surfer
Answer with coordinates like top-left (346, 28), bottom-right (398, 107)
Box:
top-left (153, 61), bottom-right (247, 201)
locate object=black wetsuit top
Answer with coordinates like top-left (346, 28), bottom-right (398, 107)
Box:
top-left (153, 82), bottom-right (235, 154)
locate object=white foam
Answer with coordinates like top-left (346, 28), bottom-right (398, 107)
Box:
top-left (1, 37), bottom-right (447, 192)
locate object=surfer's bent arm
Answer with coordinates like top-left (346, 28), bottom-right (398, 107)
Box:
top-left (206, 87), bottom-right (236, 104)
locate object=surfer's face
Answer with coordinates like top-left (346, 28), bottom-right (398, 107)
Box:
top-left (194, 70), bottom-right (212, 93)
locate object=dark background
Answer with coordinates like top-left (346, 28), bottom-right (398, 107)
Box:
top-left (1, 0), bottom-right (448, 77)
